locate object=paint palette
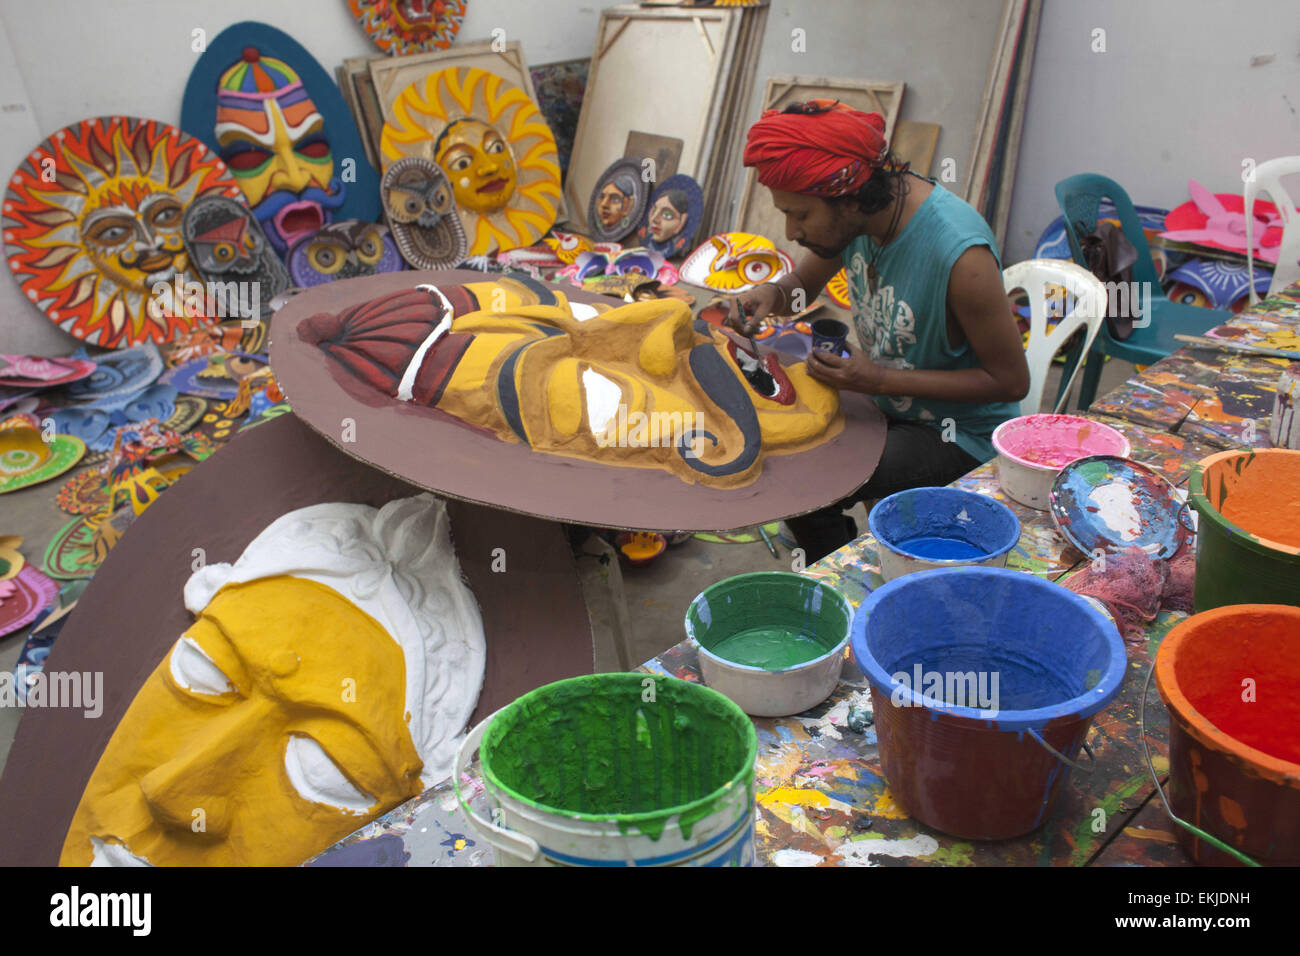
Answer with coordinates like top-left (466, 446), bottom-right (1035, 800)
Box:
top-left (1049, 456), bottom-right (1193, 560)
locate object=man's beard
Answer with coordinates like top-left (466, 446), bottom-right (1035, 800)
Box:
top-left (798, 235), bottom-right (852, 259)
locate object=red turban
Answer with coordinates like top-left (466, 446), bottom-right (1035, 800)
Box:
top-left (742, 100), bottom-right (887, 197)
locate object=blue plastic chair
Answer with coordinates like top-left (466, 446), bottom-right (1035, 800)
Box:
top-left (1054, 173), bottom-right (1228, 410)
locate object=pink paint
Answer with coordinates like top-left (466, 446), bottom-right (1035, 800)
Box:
top-left (993, 414), bottom-right (1130, 470)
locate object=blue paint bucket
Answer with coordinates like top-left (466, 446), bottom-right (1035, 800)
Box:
top-left (851, 566), bottom-right (1126, 839)
top-left (867, 486), bottom-right (1020, 581)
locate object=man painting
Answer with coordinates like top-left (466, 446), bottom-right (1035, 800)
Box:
top-left (728, 101), bottom-right (1029, 561)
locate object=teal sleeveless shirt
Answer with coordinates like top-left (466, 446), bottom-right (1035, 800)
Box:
top-left (844, 180), bottom-right (1019, 462)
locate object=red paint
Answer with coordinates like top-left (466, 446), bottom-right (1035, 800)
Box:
top-left (1156, 605), bottom-right (1300, 865)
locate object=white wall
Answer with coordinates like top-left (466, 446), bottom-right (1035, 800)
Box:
top-left (0, 0), bottom-right (604, 355)
top-left (1004, 0), bottom-right (1300, 262)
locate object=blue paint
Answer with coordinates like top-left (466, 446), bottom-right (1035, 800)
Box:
top-left (868, 486), bottom-right (1019, 564)
top-left (306, 833), bottom-right (409, 867)
top-left (1049, 455), bottom-right (1190, 559)
top-left (894, 535), bottom-right (986, 560)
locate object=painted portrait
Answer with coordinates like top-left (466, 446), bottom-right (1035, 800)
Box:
top-left (635, 174), bottom-right (704, 258)
top-left (588, 158), bottom-right (649, 243)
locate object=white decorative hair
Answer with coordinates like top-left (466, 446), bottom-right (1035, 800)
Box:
top-left (184, 493), bottom-right (485, 788)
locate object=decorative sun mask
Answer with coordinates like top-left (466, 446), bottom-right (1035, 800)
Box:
top-left (680, 232), bottom-right (795, 293)
top-left (381, 156), bottom-right (467, 269)
top-left (3, 116), bottom-right (241, 348)
top-left (286, 220), bottom-right (406, 287)
top-left (379, 66), bottom-right (561, 256)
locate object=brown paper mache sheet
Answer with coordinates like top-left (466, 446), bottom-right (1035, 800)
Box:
top-left (269, 269), bottom-right (887, 532)
top-left (0, 412), bottom-right (592, 866)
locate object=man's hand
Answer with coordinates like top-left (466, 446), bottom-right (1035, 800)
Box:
top-left (804, 346), bottom-right (886, 394)
top-left (724, 284), bottom-right (784, 335)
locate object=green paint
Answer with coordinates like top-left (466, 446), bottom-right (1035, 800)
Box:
top-left (709, 626), bottom-right (831, 670)
top-left (479, 674), bottom-right (757, 843)
top-left (687, 572), bottom-right (852, 671)
top-left (1075, 459), bottom-right (1112, 486)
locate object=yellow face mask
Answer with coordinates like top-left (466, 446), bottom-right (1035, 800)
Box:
top-left (434, 119), bottom-right (517, 214)
top-left (60, 576), bottom-right (423, 867)
top-left (434, 289), bottom-right (841, 487)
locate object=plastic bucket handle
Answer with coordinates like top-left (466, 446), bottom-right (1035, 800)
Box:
top-left (1137, 662), bottom-right (1260, 867)
top-left (1026, 728), bottom-right (1096, 772)
top-left (453, 709), bottom-right (542, 864)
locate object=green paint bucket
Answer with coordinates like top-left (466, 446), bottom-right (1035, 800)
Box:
top-left (685, 572), bottom-right (853, 716)
top-left (1189, 449), bottom-right (1300, 612)
top-left (455, 674), bottom-right (757, 866)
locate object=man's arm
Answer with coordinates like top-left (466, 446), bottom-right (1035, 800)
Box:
top-left (727, 251), bottom-right (842, 333)
top-left (806, 246), bottom-right (1030, 403)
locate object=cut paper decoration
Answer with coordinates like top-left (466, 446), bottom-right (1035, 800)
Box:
top-left (3, 116), bottom-right (240, 348)
top-left (349, 0), bottom-right (468, 55)
top-left (0, 565), bottom-right (57, 639)
top-left (562, 247), bottom-right (677, 287)
top-left (165, 319), bottom-right (266, 367)
top-left (181, 194), bottom-right (289, 321)
top-left (680, 232), bottom-right (794, 292)
top-left (296, 278), bottom-right (842, 489)
top-left (544, 231), bottom-right (597, 264)
top-left (60, 494), bottom-right (485, 866)
top-left (0, 356), bottom-right (97, 389)
top-left (1167, 258), bottom-right (1273, 312)
top-left (160, 352), bottom-right (267, 401)
top-left (634, 173), bottom-right (703, 257)
top-left (0, 422), bottom-right (85, 494)
top-left (380, 157), bottom-right (467, 269)
top-left (11, 583), bottom-right (85, 705)
top-left (1161, 180), bottom-right (1284, 262)
top-left (379, 66), bottom-right (561, 255)
top-left (287, 220), bottom-right (405, 287)
top-left (165, 395), bottom-right (208, 435)
top-left (180, 21), bottom-right (381, 256)
top-left (44, 505), bottom-right (136, 579)
top-left (64, 343), bottom-right (164, 403)
top-left (47, 384), bottom-right (179, 455)
top-left (588, 157), bottom-right (650, 243)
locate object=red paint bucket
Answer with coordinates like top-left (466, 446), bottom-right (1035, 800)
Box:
top-left (1155, 604), bottom-right (1300, 865)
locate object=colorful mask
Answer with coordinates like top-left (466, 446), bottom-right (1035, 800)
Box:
top-left (287, 220), bottom-right (405, 287)
top-left (634, 174), bottom-right (703, 257)
top-left (60, 494), bottom-right (484, 866)
top-left (182, 194), bottom-right (289, 320)
top-left (588, 158), bottom-right (649, 243)
top-left (379, 66), bottom-right (561, 255)
top-left (349, 0), bottom-right (467, 54)
top-left (3, 117), bottom-right (240, 348)
top-left (298, 280), bottom-right (842, 488)
top-left (381, 156), bottom-right (467, 269)
top-left (181, 22), bottom-right (381, 256)
top-left (680, 232), bottom-right (795, 292)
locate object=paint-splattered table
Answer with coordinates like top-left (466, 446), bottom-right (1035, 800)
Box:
top-left (309, 284), bottom-right (1300, 867)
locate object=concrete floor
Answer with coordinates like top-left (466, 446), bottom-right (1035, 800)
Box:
top-left (0, 335), bottom-right (1135, 781)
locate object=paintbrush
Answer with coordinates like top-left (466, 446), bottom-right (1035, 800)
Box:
top-left (757, 524), bottom-right (779, 559)
top-left (736, 300), bottom-right (776, 394)
top-left (1174, 334), bottom-right (1300, 361)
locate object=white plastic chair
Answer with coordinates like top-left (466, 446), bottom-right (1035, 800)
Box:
top-left (1003, 259), bottom-right (1108, 416)
top-left (1246, 156), bottom-right (1300, 303)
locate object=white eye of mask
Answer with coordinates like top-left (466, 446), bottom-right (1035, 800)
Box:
top-left (582, 368), bottom-right (622, 439)
top-left (168, 637), bottom-right (235, 696)
top-left (283, 734), bottom-right (376, 815)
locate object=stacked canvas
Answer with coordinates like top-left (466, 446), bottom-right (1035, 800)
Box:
top-left (565, 2), bottom-right (769, 238)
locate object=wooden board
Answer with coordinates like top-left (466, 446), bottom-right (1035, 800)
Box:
top-left (732, 75), bottom-right (904, 259)
top-left (564, 4), bottom-right (743, 232)
top-left (624, 130), bottom-right (684, 183)
top-left (340, 54), bottom-right (387, 170)
top-left (891, 120), bottom-right (941, 178)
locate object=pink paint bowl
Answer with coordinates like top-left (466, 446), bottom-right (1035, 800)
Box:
top-left (992, 415), bottom-right (1131, 510)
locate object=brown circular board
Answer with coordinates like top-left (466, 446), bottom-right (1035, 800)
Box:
top-left (269, 269), bottom-right (887, 532)
top-left (0, 412), bottom-right (593, 866)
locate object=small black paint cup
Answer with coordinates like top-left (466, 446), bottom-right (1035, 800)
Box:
top-left (811, 318), bottom-right (850, 356)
